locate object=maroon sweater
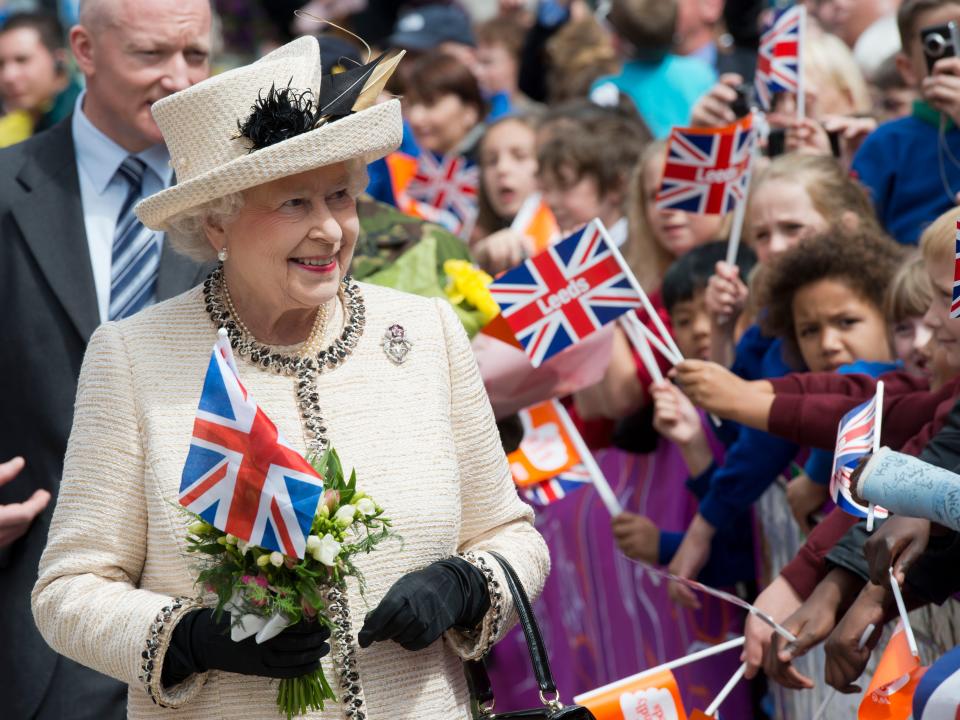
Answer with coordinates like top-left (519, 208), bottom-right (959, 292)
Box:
top-left (763, 370), bottom-right (960, 597)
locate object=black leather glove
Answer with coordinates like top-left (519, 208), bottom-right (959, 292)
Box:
top-left (358, 557), bottom-right (490, 651)
top-left (161, 608), bottom-right (331, 687)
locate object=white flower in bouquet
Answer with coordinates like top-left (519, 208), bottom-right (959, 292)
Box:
top-left (237, 539), bottom-right (250, 555)
top-left (269, 551), bottom-right (284, 567)
top-left (311, 533), bottom-right (342, 566)
top-left (333, 504), bottom-right (357, 527)
top-left (356, 497), bottom-right (377, 517)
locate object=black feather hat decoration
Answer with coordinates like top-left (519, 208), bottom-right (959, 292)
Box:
top-left (236, 81), bottom-right (320, 152)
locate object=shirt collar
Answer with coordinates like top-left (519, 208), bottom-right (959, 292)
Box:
top-left (72, 91), bottom-right (172, 194)
top-left (912, 99), bottom-right (956, 130)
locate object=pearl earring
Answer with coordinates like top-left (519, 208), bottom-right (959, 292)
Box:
top-left (218, 247), bottom-right (228, 262)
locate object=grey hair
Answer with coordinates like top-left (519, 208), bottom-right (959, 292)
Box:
top-left (163, 158), bottom-right (369, 263)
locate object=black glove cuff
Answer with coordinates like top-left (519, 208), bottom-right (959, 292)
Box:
top-left (161, 608), bottom-right (204, 688)
top-left (437, 557), bottom-right (491, 630)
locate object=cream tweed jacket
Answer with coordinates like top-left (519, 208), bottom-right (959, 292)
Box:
top-left (32, 281), bottom-right (549, 719)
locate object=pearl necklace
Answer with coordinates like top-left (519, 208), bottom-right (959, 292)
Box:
top-left (221, 273), bottom-right (329, 357)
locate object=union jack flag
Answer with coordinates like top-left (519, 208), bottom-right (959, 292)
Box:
top-left (179, 333), bottom-right (325, 558)
top-left (655, 115), bottom-right (755, 215)
top-left (404, 151), bottom-right (479, 237)
top-left (489, 219), bottom-right (642, 367)
top-left (830, 381), bottom-right (888, 520)
top-left (952, 219), bottom-right (960, 318)
top-left (522, 464), bottom-right (593, 506)
top-left (755, 4), bottom-right (804, 111)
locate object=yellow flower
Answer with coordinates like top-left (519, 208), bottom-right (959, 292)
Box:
top-left (443, 260), bottom-right (499, 323)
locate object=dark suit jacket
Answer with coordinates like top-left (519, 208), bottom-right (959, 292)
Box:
top-left (0, 118), bottom-right (206, 719)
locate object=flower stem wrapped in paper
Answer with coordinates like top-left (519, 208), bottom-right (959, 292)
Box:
top-left (182, 449), bottom-right (393, 719)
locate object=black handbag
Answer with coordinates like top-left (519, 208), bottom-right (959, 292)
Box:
top-left (464, 552), bottom-right (596, 720)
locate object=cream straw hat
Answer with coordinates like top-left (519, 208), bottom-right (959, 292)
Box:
top-left (135, 36), bottom-right (402, 231)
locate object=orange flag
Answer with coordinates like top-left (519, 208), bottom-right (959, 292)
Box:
top-left (508, 400), bottom-right (582, 488)
top-left (859, 621), bottom-right (928, 720)
top-left (579, 668), bottom-right (687, 720)
top-left (511, 193), bottom-right (561, 255)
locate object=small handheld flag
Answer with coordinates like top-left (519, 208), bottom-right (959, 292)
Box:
top-left (179, 331), bottom-right (326, 559)
top-left (755, 4), bottom-right (804, 113)
top-left (951, 219), bottom-right (960, 319)
top-left (656, 115), bottom-right (755, 216)
top-left (510, 192), bottom-right (560, 255)
top-left (509, 400), bottom-right (585, 491)
top-left (510, 399), bottom-right (622, 516)
top-left (913, 645), bottom-right (960, 720)
top-left (858, 621), bottom-right (927, 720)
top-left (488, 219), bottom-right (642, 368)
top-left (578, 668), bottom-right (687, 720)
top-left (403, 151), bottom-right (479, 238)
top-left (830, 381), bottom-right (889, 521)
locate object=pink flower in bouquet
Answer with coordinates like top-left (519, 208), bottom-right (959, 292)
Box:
top-left (301, 596), bottom-right (318, 619)
top-left (322, 489), bottom-right (340, 513)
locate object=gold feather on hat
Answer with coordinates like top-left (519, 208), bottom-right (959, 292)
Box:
top-left (314, 49), bottom-right (405, 126)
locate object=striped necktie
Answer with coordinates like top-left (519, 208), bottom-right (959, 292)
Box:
top-left (109, 156), bottom-right (160, 320)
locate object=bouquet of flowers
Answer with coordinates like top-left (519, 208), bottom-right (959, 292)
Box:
top-left (182, 448), bottom-right (394, 719)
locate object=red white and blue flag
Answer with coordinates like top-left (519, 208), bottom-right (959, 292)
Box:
top-left (404, 151), bottom-right (479, 237)
top-left (488, 219), bottom-right (642, 367)
top-left (179, 333), bottom-right (325, 558)
top-left (912, 645), bottom-right (960, 720)
top-left (755, 4), bottom-right (804, 112)
top-left (951, 219), bottom-right (960, 318)
top-left (655, 115), bottom-right (755, 216)
top-left (830, 381), bottom-right (888, 520)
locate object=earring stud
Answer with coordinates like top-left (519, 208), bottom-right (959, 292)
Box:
top-left (218, 247), bottom-right (228, 262)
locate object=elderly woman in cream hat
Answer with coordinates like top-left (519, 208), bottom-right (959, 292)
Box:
top-left (31, 37), bottom-right (548, 719)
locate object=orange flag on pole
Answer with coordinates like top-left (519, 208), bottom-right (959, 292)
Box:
top-left (858, 621), bottom-right (928, 720)
top-left (511, 192), bottom-right (561, 255)
top-left (508, 400), bottom-right (582, 489)
top-left (579, 668), bottom-right (687, 720)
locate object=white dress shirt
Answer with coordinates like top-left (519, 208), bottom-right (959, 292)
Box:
top-left (72, 92), bottom-right (173, 322)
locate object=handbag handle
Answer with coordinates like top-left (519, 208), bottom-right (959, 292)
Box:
top-left (464, 551), bottom-right (559, 707)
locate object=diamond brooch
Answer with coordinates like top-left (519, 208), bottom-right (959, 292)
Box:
top-left (382, 324), bottom-right (411, 364)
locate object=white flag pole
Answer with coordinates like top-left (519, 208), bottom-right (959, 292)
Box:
top-left (551, 399), bottom-right (622, 516)
top-left (796, 6), bottom-right (806, 122)
top-left (724, 116), bottom-right (757, 267)
top-left (619, 315), bottom-right (665, 384)
top-left (574, 637), bottom-right (745, 704)
top-left (866, 381), bottom-right (884, 531)
top-left (705, 662), bottom-right (747, 717)
top-left (510, 192), bottom-right (541, 234)
top-left (889, 569), bottom-right (920, 657)
top-left (596, 219), bottom-right (685, 363)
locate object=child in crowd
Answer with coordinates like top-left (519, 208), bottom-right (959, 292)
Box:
top-left (536, 103), bottom-right (648, 241)
top-left (574, 140), bottom-right (727, 422)
top-left (786, 254), bottom-right (934, 533)
top-left (613, 241), bottom-right (757, 590)
top-left (590, 0), bottom-right (715, 138)
top-left (853, 0), bottom-right (960, 244)
top-left (668, 156), bottom-right (887, 607)
top-left (869, 53), bottom-right (921, 122)
top-left (474, 16), bottom-right (539, 118)
top-left (677, 208), bottom-right (960, 685)
top-left (471, 113), bottom-right (546, 273)
top-left (707, 153), bottom-right (879, 367)
top-left (403, 51), bottom-right (487, 160)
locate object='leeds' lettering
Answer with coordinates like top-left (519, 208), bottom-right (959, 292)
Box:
top-left (537, 278), bottom-right (590, 313)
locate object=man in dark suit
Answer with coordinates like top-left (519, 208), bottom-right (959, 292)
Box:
top-left (0, 1), bottom-right (212, 717)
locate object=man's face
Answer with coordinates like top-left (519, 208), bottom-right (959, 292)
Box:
top-left (75, 0), bottom-right (211, 152)
top-left (0, 27), bottom-right (60, 113)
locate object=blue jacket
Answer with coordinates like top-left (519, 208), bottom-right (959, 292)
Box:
top-left (852, 101), bottom-right (960, 245)
top-left (698, 325), bottom-right (799, 530)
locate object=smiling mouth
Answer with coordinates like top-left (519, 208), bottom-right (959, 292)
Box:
top-left (290, 256), bottom-right (337, 273)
